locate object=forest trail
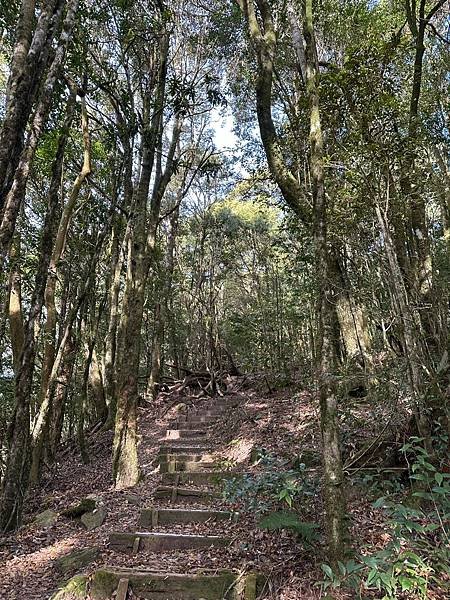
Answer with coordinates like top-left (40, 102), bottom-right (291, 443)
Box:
top-left (1, 386), bottom-right (323, 600)
top-left (1, 0), bottom-right (449, 597)
top-left (56, 395), bottom-right (264, 599)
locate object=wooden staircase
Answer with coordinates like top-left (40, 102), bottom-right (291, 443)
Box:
top-left (89, 399), bottom-right (263, 599)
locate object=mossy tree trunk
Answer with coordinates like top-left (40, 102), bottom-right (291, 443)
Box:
top-left (0, 97), bottom-right (75, 531)
top-left (47, 330), bottom-right (76, 461)
top-left (7, 240), bottom-right (25, 375)
top-left (113, 25), bottom-right (176, 488)
top-left (31, 91), bottom-right (91, 484)
top-left (0, 0), bottom-right (79, 260)
top-left (237, 0), bottom-right (369, 376)
top-left (103, 225), bottom-right (126, 428)
top-left (303, 0), bottom-right (347, 562)
top-left (401, 0), bottom-right (447, 345)
top-left (238, 0), bottom-right (347, 561)
top-left (0, 0), bottom-right (62, 211)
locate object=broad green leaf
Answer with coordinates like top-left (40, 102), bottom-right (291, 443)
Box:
top-left (321, 564), bottom-right (333, 579)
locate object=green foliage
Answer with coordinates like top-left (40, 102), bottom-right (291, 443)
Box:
top-left (320, 559), bottom-right (366, 592)
top-left (320, 439), bottom-right (450, 598)
top-left (259, 511), bottom-right (319, 546)
top-left (222, 452), bottom-right (316, 513)
top-left (176, 180), bottom-right (311, 373)
top-left (216, 457), bottom-right (238, 472)
top-left (320, 547), bottom-right (446, 599)
top-left (211, 196), bottom-right (277, 235)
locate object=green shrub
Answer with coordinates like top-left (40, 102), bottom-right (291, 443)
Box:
top-left (259, 510), bottom-right (319, 546)
top-left (222, 451), bottom-right (316, 513)
top-left (320, 438), bottom-right (450, 599)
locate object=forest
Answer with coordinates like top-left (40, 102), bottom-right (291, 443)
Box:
top-left (0, 0), bottom-right (449, 598)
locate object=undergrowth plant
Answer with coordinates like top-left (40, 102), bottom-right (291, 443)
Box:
top-left (259, 511), bottom-right (320, 547)
top-left (320, 437), bottom-right (450, 599)
top-left (223, 450), bottom-right (320, 546)
top-left (222, 450), bottom-right (316, 513)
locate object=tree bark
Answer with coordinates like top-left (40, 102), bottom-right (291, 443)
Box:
top-left (31, 92), bottom-right (91, 484)
top-left (401, 0), bottom-right (447, 342)
top-left (48, 330), bottom-right (76, 461)
top-left (375, 202), bottom-right (433, 453)
top-left (113, 29), bottom-right (170, 488)
top-left (101, 130), bottom-right (134, 426)
top-left (328, 252), bottom-right (370, 365)
top-left (113, 25), bottom-right (183, 487)
top-left (0, 0), bottom-right (79, 260)
top-left (303, 0), bottom-right (346, 562)
top-left (8, 242), bottom-right (25, 375)
top-left (0, 98), bottom-right (74, 531)
top-left (89, 347), bottom-right (107, 423)
top-left (147, 202), bottom-right (179, 399)
top-left (0, 0), bottom-right (66, 213)
top-left (31, 231), bottom-right (107, 483)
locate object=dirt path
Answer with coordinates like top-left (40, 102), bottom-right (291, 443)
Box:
top-left (68, 396), bottom-right (264, 599)
top-left (0, 390), bottom-right (322, 599)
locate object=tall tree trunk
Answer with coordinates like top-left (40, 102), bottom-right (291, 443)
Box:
top-left (102, 120), bottom-right (134, 428)
top-left (401, 0), bottom-right (447, 343)
top-left (328, 253), bottom-right (370, 365)
top-left (40, 91), bottom-right (91, 404)
top-left (31, 232), bottom-right (107, 483)
top-left (31, 93), bottom-right (91, 483)
top-left (303, 0), bottom-right (346, 562)
top-left (103, 224), bottom-right (129, 428)
top-left (47, 330), bottom-right (76, 461)
top-left (0, 0), bottom-right (79, 260)
top-left (8, 241), bottom-right (25, 374)
top-left (375, 202), bottom-right (433, 452)
top-left (147, 203), bottom-right (179, 399)
top-left (89, 347), bottom-right (107, 423)
top-left (0, 100), bottom-right (74, 531)
top-left (113, 26), bottom-right (183, 488)
top-left (113, 112), bottom-right (180, 487)
top-left (112, 225), bottom-right (146, 487)
top-left (112, 46), bottom-right (166, 486)
top-left (238, 0), bottom-right (347, 559)
top-left (78, 319), bottom-right (92, 465)
top-left (113, 116), bottom-right (181, 487)
top-left (147, 302), bottom-right (163, 400)
top-left (0, 0), bottom-right (66, 213)
top-left (237, 0), bottom-right (369, 376)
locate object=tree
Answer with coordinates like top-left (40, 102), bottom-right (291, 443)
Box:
top-left (235, 0), bottom-right (346, 559)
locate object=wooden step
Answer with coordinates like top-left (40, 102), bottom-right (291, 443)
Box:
top-left (170, 419), bottom-right (217, 430)
top-left (109, 531), bottom-right (229, 552)
top-left (164, 429), bottom-right (207, 439)
top-left (159, 445), bottom-right (212, 455)
top-left (89, 568), bottom-right (261, 600)
top-left (159, 452), bottom-right (214, 463)
top-left (177, 415), bottom-right (220, 424)
top-left (161, 471), bottom-right (237, 486)
top-left (159, 459), bottom-right (217, 473)
top-left (184, 412), bottom-right (223, 421)
top-left (139, 507), bottom-right (233, 527)
top-left (154, 486), bottom-right (218, 503)
top-left (160, 437), bottom-right (208, 446)
top-left (189, 409), bottom-right (225, 417)
top-left (158, 452), bottom-right (214, 466)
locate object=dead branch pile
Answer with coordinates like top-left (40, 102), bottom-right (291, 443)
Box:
top-left (157, 367), bottom-right (231, 400)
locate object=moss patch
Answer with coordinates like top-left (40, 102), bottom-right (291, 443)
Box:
top-left (51, 574), bottom-right (88, 599)
top-left (55, 547), bottom-right (100, 574)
